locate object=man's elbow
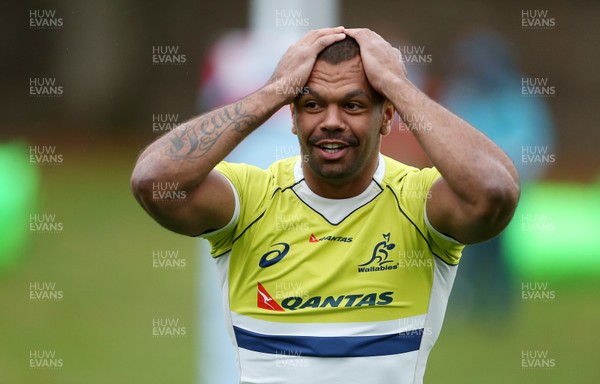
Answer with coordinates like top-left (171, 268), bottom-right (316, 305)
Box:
top-left (476, 179), bottom-right (521, 236)
top-left (130, 162), bottom-right (168, 217)
top-left (130, 164), bottom-right (152, 206)
top-left (130, 165), bottom-right (203, 236)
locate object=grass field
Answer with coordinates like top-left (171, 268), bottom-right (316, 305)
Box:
top-left (1, 143), bottom-right (598, 383)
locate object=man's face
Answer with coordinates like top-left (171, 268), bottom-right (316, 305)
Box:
top-left (292, 56), bottom-right (392, 185)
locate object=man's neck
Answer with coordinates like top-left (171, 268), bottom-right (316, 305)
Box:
top-left (301, 156), bottom-right (380, 199)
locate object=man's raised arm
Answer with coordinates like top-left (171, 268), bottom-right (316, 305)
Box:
top-left (131, 27), bottom-right (346, 236)
top-left (345, 28), bottom-right (520, 244)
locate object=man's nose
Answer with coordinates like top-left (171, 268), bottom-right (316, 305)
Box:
top-left (320, 106), bottom-right (346, 132)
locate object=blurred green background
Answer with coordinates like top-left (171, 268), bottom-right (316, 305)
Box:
top-left (2, 0), bottom-right (600, 383)
top-left (2, 143), bottom-right (599, 383)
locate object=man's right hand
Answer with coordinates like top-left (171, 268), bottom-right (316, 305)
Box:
top-left (268, 26), bottom-right (346, 104)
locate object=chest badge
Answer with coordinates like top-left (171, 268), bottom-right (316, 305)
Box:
top-left (358, 233), bottom-right (398, 273)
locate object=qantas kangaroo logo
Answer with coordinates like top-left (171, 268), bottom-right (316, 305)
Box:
top-left (257, 282), bottom-right (284, 311)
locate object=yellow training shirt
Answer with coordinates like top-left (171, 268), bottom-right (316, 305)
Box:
top-left (203, 154), bottom-right (464, 384)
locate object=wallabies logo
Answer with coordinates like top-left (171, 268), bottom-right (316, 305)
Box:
top-left (358, 233), bottom-right (398, 272)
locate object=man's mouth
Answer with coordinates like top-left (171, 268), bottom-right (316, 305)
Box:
top-left (319, 142), bottom-right (347, 153)
top-left (313, 140), bottom-right (352, 160)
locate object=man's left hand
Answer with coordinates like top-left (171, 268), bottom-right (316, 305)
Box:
top-left (343, 28), bottom-right (408, 99)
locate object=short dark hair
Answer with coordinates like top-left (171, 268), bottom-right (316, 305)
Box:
top-left (317, 36), bottom-right (360, 65)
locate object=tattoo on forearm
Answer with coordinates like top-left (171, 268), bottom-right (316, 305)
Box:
top-left (166, 101), bottom-right (258, 160)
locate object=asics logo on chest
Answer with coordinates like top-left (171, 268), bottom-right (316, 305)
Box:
top-left (258, 242), bottom-right (290, 268)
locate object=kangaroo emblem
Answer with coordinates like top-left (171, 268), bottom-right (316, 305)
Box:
top-left (359, 233), bottom-right (396, 267)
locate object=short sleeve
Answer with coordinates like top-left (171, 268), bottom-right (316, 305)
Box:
top-left (398, 167), bottom-right (464, 265)
top-left (201, 161), bottom-right (272, 257)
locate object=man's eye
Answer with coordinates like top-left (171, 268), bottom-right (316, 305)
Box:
top-left (304, 101), bottom-right (318, 109)
top-left (345, 102), bottom-right (361, 110)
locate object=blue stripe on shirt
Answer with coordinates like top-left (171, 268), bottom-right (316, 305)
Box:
top-left (233, 326), bottom-right (423, 357)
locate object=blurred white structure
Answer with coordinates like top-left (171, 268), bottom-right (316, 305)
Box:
top-left (197, 1), bottom-right (339, 383)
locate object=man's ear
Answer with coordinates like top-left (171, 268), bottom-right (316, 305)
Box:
top-left (290, 103), bottom-right (297, 135)
top-left (380, 100), bottom-right (395, 136)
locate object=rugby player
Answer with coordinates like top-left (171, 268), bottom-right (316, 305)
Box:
top-left (131, 27), bottom-right (520, 383)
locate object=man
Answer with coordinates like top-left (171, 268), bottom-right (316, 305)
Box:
top-left (131, 27), bottom-right (519, 384)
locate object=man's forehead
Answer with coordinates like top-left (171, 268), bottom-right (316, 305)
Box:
top-left (310, 55), bottom-right (365, 77)
top-left (307, 56), bottom-right (369, 89)
top-left (302, 56), bottom-right (381, 101)
top-left (302, 87), bottom-right (371, 101)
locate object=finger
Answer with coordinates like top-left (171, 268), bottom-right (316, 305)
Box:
top-left (342, 28), bottom-right (370, 41)
top-left (297, 26), bottom-right (344, 46)
top-left (310, 32), bottom-right (346, 51)
top-left (344, 28), bottom-right (387, 46)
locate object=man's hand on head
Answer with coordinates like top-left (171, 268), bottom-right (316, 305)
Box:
top-left (268, 26), bottom-right (346, 104)
top-left (343, 28), bottom-right (408, 100)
